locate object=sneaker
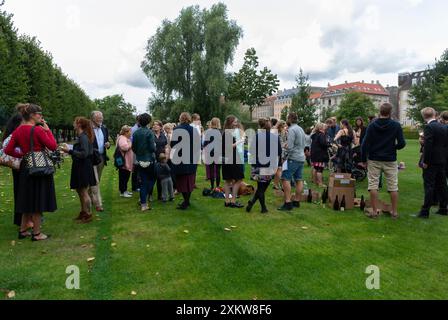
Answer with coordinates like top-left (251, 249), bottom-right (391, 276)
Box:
top-left (292, 201), bottom-right (301, 208)
top-left (261, 208), bottom-right (269, 214)
top-left (141, 204), bottom-right (151, 212)
top-left (435, 209), bottom-right (448, 216)
top-left (121, 192), bottom-right (132, 198)
top-left (177, 202), bottom-right (189, 210)
top-left (231, 202), bottom-right (245, 209)
top-left (278, 203), bottom-right (293, 212)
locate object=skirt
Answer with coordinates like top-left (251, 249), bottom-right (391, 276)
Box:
top-left (222, 164), bottom-right (245, 181)
top-left (12, 169), bottom-right (21, 226)
top-left (176, 174), bottom-right (196, 193)
top-left (17, 162), bottom-right (57, 214)
top-left (70, 157), bottom-right (97, 189)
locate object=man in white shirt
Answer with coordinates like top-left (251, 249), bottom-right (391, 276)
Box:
top-left (89, 111), bottom-right (110, 212)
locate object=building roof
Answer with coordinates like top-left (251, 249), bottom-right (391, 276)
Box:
top-left (322, 81), bottom-right (390, 97)
top-left (309, 92), bottom-right (322, 99)
top-left (277, 86), bottom-right (326, 100)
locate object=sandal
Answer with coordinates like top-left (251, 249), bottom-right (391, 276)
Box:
top-left (18, 230), bottom-right (32, 240)
top-left (31, 233), bottom-right (51, 242)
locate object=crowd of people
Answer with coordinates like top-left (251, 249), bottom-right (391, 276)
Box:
top-left (2, 101), bottom-right (447, 242)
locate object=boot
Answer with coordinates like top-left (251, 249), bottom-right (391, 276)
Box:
top-left (74, 212), bottom-right (84, 221)
top-left (78, 211), bottom-right (93, 224)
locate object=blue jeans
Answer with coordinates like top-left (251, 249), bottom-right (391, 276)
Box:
top-left (138, 164), bottom-right (156, 205)
top-left (281, 160), bottom-right (304, 182)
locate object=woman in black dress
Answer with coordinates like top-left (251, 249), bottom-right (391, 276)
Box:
top-left (1, 113), bottom-right (24, 227)
top-left (334, 119), bottom-right (354, 173)
top-left (61, 117), bottom-right (96, 223)
top-left (310, 123), bottom-right (329, 187)
top-left (246, 118), bottom-right (282, 214)
top-left (222, 115), bottom-right (245, 209)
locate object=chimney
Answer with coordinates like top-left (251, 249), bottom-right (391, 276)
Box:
top-left (362, 80), bottom-right (365, 83)
top-left (345, 80), bottom-right (348, 84)
top-left (376, 80), bottom-right (380, 85)
top-left (371, 80), bottom-right (374, 84)
top-left (327, 82), bottom-right (331, 87)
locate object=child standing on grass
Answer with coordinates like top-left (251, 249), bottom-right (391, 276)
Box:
top-left (157, 153), bottom-right (174, 203)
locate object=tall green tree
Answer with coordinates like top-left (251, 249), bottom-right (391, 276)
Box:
top-left (0, 5), bottom-right (94, 127)
top-left (142, 3), bottom-right (243, 121)
top-left (0, 9), bottom-right (28, 116)
top-left (336, 91), bottom-right (376, 123)
top-left (282, 69), bottom-right (317, 129)
top-left (228, 48), bottom-right (279, 120)
top-left (409, 49), bottom-right (448, 124)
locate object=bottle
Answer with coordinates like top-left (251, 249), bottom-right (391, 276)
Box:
top-left (333, 196), bottom-right (340, 211)
top-left (322, 188), bottom-right (328, 205)
top-left (340, 195), bottom-right (346, 212)
top-left (307, 189), bottom-right (313, 203)
top-left (360, 195), bottom-right (366, 211)
top-left (303, 181), bottom-right (309, 196)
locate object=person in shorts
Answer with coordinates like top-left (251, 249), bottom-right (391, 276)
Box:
top-left (361, 103), bottom-right (406, 219)
top-left (278, 113), bottom-right (306, 212)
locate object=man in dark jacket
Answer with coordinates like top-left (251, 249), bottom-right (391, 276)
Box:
top-left (417, 107), bottom-right (448, 218)
top-left (361, 103), bottom-right (406, 219)
top-left (89, 111), bottom-right (110, 212)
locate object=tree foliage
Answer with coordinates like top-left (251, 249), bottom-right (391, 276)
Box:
top-left (409, 49), bottom-right (448, 125)
top-left (281, 69), bottom-right (317, 129)
top-left (336, 91), bottom-right (376, 123)
top-left (228, 48), bottom-right (279, 119)
top-left (141, 3), bottom-right (243, 122)
top-left (94, 95), bottom-right (137, 139)
top-left (0, 7), bottom-right (93, 127)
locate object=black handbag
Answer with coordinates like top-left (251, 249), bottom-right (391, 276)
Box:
top-left (22, 126), bottom-right (55, 177)
top-left (92, 148), bottom-right (103, 166)
top-left (113, 147), bottom-right (125, 169)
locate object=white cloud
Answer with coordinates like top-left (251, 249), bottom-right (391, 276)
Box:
top-left (3, 0), bottom-right (446, 113)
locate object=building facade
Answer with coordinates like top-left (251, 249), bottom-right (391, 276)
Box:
top-left (273, 86), bottom-right (325, 120)
top-left (319, 81), bottom-right (390, 110)
top-left (398, 70), bottom-right (429, 127)
top-left (251, 96), bottom-right (276, 120)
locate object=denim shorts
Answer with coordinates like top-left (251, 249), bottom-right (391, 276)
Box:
top-left (281, 160), bottom-right (305, 182)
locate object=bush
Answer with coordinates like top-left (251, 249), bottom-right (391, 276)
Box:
top-left (402, 126), bottom-right (420, 140)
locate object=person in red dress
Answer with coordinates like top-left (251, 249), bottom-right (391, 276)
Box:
top-left (5, 104), bottom-right (58, 241)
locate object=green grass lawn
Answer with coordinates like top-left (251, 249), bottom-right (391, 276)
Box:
top-left (1, 139), bottom-right (448, 300)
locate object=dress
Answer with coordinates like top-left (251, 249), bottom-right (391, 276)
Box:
top-left (70, 133), bottom-right (97, 189)
top-left (5, 125), bottom-right (58, 214)
top-left (336, 134), bottom-right (353, 173)
top-left (221, 131), bottom-right (245, 181)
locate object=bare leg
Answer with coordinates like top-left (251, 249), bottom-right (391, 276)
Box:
top-left (370, 189), bottom-right (379, 216)
top-left (78, 188), bottom-right (92, 215)
top-left (224, 180), bottom-right (233, 204)
top-left (273, 168), bottom-right (281, 188)
top-left (282, 179), bottom-right (292, 203)
top-left (232, 180), bottom-right (242, 203)
top-left (295, 180), bottom-right (304, 202)
top-left (390, 191), bottom-right (399, 217)
top-left (20, 214), bottom-right (32, 235)
top-left (316, 172), bottom-right (323, 187)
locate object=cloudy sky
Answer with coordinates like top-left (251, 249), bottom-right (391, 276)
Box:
top-left (4, 0), bottom-right (447, 112)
